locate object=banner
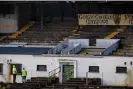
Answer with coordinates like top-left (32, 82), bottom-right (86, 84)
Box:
top-left (78, 14), bottom-right (133, 25)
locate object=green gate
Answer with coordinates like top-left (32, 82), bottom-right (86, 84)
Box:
top-left (62, 65), bottom-right (74, 82)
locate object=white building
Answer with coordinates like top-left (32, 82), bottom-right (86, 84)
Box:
top-left (0, 54), bottom-right (133, 86)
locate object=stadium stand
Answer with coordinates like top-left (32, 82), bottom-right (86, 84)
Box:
top-left (113, 31), bottom-right (133, 56)
top-left (6, 77), bottom-right (133, 89)
top-left (7, 77), bottom-right (59, 89)
top-left (104, 32), bottom-right (119, 39)
top-left (0, 36), bottom-right (6, 41)
top-left (8, 22), bottom-right (34, 39)
top-left (45, 78), bottom-right (101, 89)
top-left (1, 1), bottom-right (133, 89)
top-left (72, 26), bottom-right (117, 55)
top-left (1, 20), bottom-right (77, 46)
top-left (0, 22), bottom-right (34, 44)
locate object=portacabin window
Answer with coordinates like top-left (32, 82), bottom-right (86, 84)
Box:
top-left (116, 66), bottom-right (127, 73)
top-left (0, 64), bottom-right (3, 75)
top-left (37, 65), bottom-right (47, 71)
top-left (89, 66), bottom-right (99, 73)
top-left (10, 64), bottom-right (22, 75)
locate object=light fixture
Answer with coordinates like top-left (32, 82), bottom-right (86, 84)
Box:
top-left (124, 62), bottom-right (126, 65)
top-left (10, 59), bottom-right (12, 62)
top-left (130, 61), bottom-right (132, 65)
top-left (7, 59), bottom-right (12, 64)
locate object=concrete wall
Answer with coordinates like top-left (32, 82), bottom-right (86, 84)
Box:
top-left (0, 14), bottom-right (18, 33)
top-left (68, 39), bottom-right (89, 48)
top-left (0, 54), bottom-right (133, 86)
top-left (96, 39), bottom-right (119, 48)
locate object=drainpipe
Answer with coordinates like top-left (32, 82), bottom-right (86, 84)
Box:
top-left (41, 6), bottom-right (43, 30)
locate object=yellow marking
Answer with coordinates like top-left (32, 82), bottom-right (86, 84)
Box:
top-left (73, 34), bottom-right (80, 35)
top-left (8, 22), bottom-right (34, 39)
top-left (0, 25), bottom-right (16, 28)
top-left (59, 41), bottom-right (63, 43)
top-left (59, 25), bottom-right (83, 44)
top-left (72, 30), bottom-right (77, 33)
top-left (0, 36), bottom-right (6, 41)
top-left (63, 38), bottom-right (68, 40)
top-left (69, 36), bottom-right (74, 37)
top-left (104, 32), bottom-right (119, 39)
top-left (80, 51), bottom-right (87, 55)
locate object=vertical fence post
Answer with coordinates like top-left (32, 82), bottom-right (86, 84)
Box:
top-left (59, 64), bottom-right (63, 84)
top-left (86, 72), bottom-right (88, 86)
top-left (102, 72), bottom-right (103, 86)
top-left (49, 72), bottom-right (51, 82)
top-left (115, 74), bottom-right (116, 85)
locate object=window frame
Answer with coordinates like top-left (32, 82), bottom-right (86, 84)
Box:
top-left (116, 66), bottom-right (127, 73)
top-left (10, 64), bottom-right (22, 75)
top-left (36, 65), bottom-right (47, 71)
top-left (0, 63), bottom-right (3, 75)
top-left (89, 66), bottom-right (99, 73)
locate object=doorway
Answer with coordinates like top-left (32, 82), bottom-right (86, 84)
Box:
top-left (59, 59), bottom-right (77, 83)
top-left (62, 65), bottom-right (74, 82)
top-left (89, 38), bottom-right (96, 46)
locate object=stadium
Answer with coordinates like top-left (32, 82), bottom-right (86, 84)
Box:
top-left (0, 1), bottom-right (133, 89)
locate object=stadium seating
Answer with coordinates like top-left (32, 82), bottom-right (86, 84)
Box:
top-left (71, 26), bottom-right (116, 55)
top-left (43, 78), bottom-right (133, 89)
top-left (44, 78), bottom-right (101, 89)
top-left (6, 77), bottom-right (59, 89)
top-left (0, 36), bottom-right (6, 41)
top-left (6, 77), bottom-right (132, 89)
top-left (0, 21), bottom-right (77, 46)
top-left (104, 32), bottom-right (119, 39)
top-left (113, 32), bottom-right (133, 56)
top-left (8, 22), bottom-right (34, 39)
top-left (71, 26), bottom-right (116, 44)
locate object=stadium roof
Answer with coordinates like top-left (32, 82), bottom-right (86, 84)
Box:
top-left (0, 1), bottom-right (133, 4)
top-left (0, 0), bottom-right (133, 2)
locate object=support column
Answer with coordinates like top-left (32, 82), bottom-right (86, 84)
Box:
top-left (102, 7), bottom-right (106, 28)
top-left (36, 5), bottom-right (39, 21)
top-left (129, 25), bottom-right (132, 31)
top-left (14, 4), bottom-right (18, 31)
top-left (8, 64), bottom-right (11, 83)
top-left (41, 6), bottom-right (43, 30)
top-left (61, 11), bottom-right (64, 22)
top-left (7, 59), bottom-right (12, 83)
top-left (129, 8), bottom-right (133, 31)
top-left (59, 64), bottom-right (63, 84)
top-left (28, 3), bottom-right (31, 20)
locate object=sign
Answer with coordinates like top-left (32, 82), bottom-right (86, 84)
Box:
top-left (0, 25), bottom-right (16, 28)
top-left (78, 14), bottom-right (133, 25)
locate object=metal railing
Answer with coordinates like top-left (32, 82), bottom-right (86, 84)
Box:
top-left (48, 40), bottom-right (68, 54)
top-left (49, 67), bottom-right (61, 82)
top-left (69, 44), bottom-right (82, 54)
top-left (101, 39), bottom-right (120, 55)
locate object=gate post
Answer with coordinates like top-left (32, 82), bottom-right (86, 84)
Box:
top-left (59, 64), bottom-right (63, 84)
top-left (86, 72), bottom-right (88, 85)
